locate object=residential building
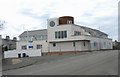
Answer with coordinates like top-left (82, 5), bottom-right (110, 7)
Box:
top-left (17, 29), bottom-right (48, 52)
top-left (2, 36), bottom-right (17, 51)
top-left (1, 35), bottom-right (17, 59)
top-left (113, 40), bottom-right (120, 50)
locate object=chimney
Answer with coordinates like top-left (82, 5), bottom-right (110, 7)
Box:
top-left (6, 36), bottom-right (10, 40)
top-left (13, 37), bottom-right (17, 41)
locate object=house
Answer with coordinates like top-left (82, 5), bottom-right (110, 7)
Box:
top-left (113, 40), bottom-right (120, 50)
top-left (1, 35), bottom-right (17, 59)
top-left (2, 36), bottom-right (17, 51)
top-left (17, 16), bottom-right (113, 54)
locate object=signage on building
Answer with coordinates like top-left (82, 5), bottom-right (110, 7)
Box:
top-left (28, 41), bottom-right (33, 48)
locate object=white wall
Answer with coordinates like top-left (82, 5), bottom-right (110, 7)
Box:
top-left (90, 37), bottom-right (112, 50)
top-left (47, 18), bottom-right (113, 51)
top-left (48, 36), bottom-right (112, 52)
top-left (49, 42), bottom-right (74, 52)
top-left (48, 24), bottom-right (72, 41)
top-left (49, 41), bottom-right (91, 52)
top-left (4, 49), bottom-right (41, 58)
top-left (17, 40), bottom-right (48, 52)
top-left (71, 25), bottom-right (85, 36)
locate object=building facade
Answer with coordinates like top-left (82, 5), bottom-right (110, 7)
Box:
top-left (1, 35), bottom-right (17, 59)
top-left (17, 16), bottom-right (113, 53)
top-left (2, 36), bottom-right (17, 51)
top-left (113, 40), bottom-right (120, 50)
top-left (17, 29), bottom-right (48, 52)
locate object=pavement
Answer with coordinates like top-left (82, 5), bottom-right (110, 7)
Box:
top-left (3, 50), bottom-right (118, 75)
top-left (2, 50), bottom-right (117, 73)
top-left (2, 57), bottom-right (38, 71)
top-left (2, 51), bottom-right (89, 71)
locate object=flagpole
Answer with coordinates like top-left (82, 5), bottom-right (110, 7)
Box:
top-left (27, 29), bottom-right (29, 41)
top-left (98, 25), bottom-right (101, 50)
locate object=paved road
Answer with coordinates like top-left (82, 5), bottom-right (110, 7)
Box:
top-left (3, 50), bottom-right (118, 75)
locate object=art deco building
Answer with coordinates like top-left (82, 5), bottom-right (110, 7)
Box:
top-left (17, 16), bottom-right (112, 53)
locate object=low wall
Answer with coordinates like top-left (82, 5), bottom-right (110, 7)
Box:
top-left (4, 49), bottom-right (41, 58)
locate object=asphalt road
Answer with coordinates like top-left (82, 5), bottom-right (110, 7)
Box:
top-left (3, 50), bottom-right (118, 75)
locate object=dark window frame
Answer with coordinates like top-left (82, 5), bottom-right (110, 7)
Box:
top-left (55, 31), bottom-right (67, 39)
top-left (37, 45), bottom-right (42, 49)
top-left (73, 42), bottom-right (75, 47)
top-left (21, 45), bottom-right (27, 50)
top-left (84, 42), bottom-right (85, 46)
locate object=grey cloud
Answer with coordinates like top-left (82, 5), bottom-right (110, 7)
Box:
top-left (19, 0), bottom-right (118, 40)
top-left (82, 12), bottom-right (94, 17)
top-left (21, 8), bottom-right (51, 20)
top-left (20, 0), bottom-right (58, 20)
top-left (76, 14), bottom-right (118, 41)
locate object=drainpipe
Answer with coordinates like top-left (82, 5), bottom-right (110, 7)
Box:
top-left (59, 45), bottom-right (62, 55)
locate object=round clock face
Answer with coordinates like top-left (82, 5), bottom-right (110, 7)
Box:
top-left (50, 21), bottom-right (55, 27)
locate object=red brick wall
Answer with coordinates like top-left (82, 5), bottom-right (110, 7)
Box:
top-left (59, 16), bottom-right (74, 25)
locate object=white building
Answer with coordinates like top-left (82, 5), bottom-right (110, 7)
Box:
top-left (17, 16), bottom-right (112, 53)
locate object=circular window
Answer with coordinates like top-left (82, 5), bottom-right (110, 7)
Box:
top-left (50, 21), bottom-right (55, 27)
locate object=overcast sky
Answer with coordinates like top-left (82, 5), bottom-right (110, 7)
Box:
top-left (0, 0), bottom-right (119, 41)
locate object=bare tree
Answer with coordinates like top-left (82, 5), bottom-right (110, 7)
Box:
top-left (0, 20), bottom-right (6, 59)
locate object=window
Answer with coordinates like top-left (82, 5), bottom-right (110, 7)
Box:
top-left (74, 31), bottom-right (76, 35)
top-left (74, 31), bottom-right (81, 36)
top-left (43, 35), bottom-right (47, 40)
top-left (58, 31), bottom-right (60, 38)
top-left (60, 31), bottom-right (62, 38)
top-left (45, 35), bottom-right (47, 39)
top-left (41, 35), bottom-right (44, 40)
top-left (55, 31), bottom-right (67, 39)
top-left (61, 31), bottom-right (64, 38)
top-left (67, 20), bottom-right (72, 24)
top-left (37, 45), bottom-right (42, 49)
top-left (64, 31), bottom-right (67, 38)
top-left (53, 43), bottom-right (56, 47)
top-left (20, 37), bottom-right (27, 41)
top-left (89, 32), bottom-right (91, 34)
top-left (73, 42), bottom-right (75, 47)
top-left (55, 32), bottom-right (57, 38)
top-left (33, 36), bottom-right (37, 40)
top-left (21, 45), bottom-right (27, 50)
top-left (84, 42), bottom-right (85, 46)
top-left (39, 35), bottom-right (42, 40)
